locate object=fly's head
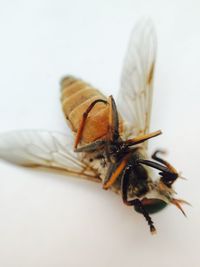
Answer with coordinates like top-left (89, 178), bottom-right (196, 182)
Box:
top-left (121, 149), bottom-right (190, 216)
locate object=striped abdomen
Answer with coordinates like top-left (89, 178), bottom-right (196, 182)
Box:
top-left (61, 76), bottom-right (112, 143)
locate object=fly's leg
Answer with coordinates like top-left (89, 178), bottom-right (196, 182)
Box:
top-left (151, 151), bottom-right (189, 215)
top-left (74, 140), bottom-right (106, 153)
top-left (107, 95), bottom-right (120, 142)
top-left (125, 130), bottom-right (162, 146)
top-left (121, 166), bottom-right (133, 206)
top-left (132, 199), bottom-right (157, 234)
top-left (101, 95), bottom-right (125, 189)
top-left (74, 99), bottom-right (107, 149)
top-left (151, 150), bottom-right (179, 186)
top-left (102, 153), bottom-right (130, 189)
top-left (103, 162), bottom-right (117, 185)
top-left (76, 95), bottom-right (121, 151)
top-left (121, 166), bottom-right (156, 234)
top-left (152, 150), bottom-right (177, 174)
top-left (137, 156), bottom-right (178, 187)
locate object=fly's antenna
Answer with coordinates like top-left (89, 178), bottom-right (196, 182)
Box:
top-left (171, 198), bottom-right (191, 217)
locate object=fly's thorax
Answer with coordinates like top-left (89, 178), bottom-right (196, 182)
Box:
top-left (82, 148), bottom-right (153, 196)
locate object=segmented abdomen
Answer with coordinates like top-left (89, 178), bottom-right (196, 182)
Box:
top-left (60, 76), bottom-right (110, 143)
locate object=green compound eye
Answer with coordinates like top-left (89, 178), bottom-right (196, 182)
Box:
top-left (134, 198), bottom-right (168, 214)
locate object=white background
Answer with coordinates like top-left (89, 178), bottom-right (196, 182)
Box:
top-left (0, 1), bottom-right (200, 266)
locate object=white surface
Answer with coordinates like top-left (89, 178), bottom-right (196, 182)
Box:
top-left (0, 1), bottom-right (199, 266)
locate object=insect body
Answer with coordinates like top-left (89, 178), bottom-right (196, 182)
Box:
top-left (0, 19), bottom-right (189, 234)
top-left (60, 76), bottom-right (123, 143)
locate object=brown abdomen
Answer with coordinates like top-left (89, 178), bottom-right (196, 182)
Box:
top-left (60, 76), bottom-right (112, 143)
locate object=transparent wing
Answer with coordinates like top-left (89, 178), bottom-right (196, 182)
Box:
top-left (0, 130), bottom-right (100, 182)
top-left (118, 18), bottom-right (157, 142)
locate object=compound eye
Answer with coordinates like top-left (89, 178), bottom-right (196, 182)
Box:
top-left (134, 198), bottom-right (168, 214)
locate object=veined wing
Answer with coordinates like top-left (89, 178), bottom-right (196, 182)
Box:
top-left (118, 19), bottom-right (157, 144)
top-left (0, 130), bottom-right (100, 182)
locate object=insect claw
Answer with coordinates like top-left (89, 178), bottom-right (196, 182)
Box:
top-left (150, 226), bottom-right (157, 235)
top-left (178, 172), bottom-right (187, 180)
top-left (175, 199), bottom-right (192, 206)
top-left (171, 198), bottom-right (189, 217)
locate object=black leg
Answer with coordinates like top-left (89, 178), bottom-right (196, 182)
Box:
top-left (152, 150), bottom-right (178, 174)
top-left (121, 166), bottom-right (133, 205)
top-left (137, 159), bottom-right (170, 173)
top-left (107, 95), bottom-right (120, 142)
top-left (137, 158), bottom-right (178, 187)
top-left (132, 199), bottom-right (156, 234)
top-left (74, 140), bottom-right (107, 153)
top-left (121, 166), bottom-right (156, 234)
top-left (152, 150), bottom-right (178, 186)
